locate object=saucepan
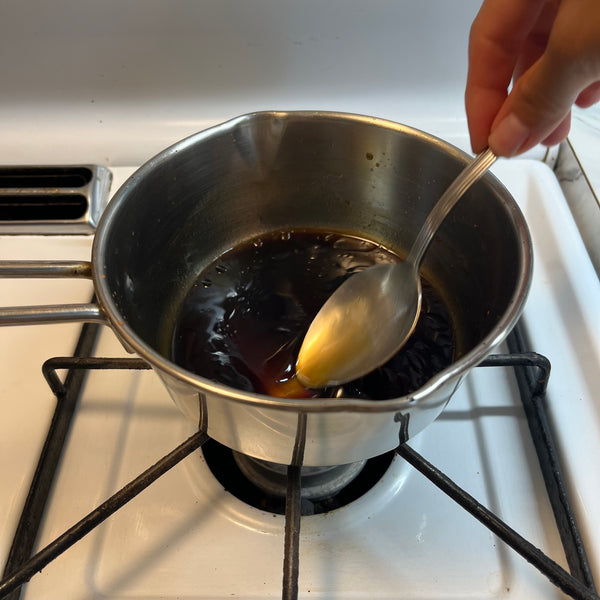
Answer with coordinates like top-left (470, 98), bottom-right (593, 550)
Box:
top-left (0, 111), bottom-right (532, 466)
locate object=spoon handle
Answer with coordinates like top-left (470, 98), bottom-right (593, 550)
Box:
top-left (406, 147), bottom-right (497, 268)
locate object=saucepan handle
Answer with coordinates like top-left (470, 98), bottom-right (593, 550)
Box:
top-left (0, 261), bottom-right (105, 325)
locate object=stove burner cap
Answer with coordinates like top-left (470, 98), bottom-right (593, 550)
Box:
top-left (201, 439), bottom-right (395, 515)
top-left (233, 454), bottom-right (367, 502)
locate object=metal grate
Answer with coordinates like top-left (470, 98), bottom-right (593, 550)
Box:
top-left (0, 322), bottom-right (598, 600)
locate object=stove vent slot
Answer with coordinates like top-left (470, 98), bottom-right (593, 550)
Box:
top-left (0, 165), bottom-right (112, 234)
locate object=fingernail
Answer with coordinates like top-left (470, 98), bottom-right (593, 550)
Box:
top-left (489, 113), bottom-right (531, 157)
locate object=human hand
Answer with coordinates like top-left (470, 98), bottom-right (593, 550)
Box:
top-left (465, 0), bottom-right (600, 157)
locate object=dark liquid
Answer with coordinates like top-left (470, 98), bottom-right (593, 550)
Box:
top-left (171, 230), bottom-right (455, 399)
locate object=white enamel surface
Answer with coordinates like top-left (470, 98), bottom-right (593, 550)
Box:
top-left (495, 159), bottom-right (600, 590)
top-left (0, 162), bottom-right (596, 599)
top-left (0, 0), bottom-right (483, 166)
top-left (0, 237), bottom-right (94, 569)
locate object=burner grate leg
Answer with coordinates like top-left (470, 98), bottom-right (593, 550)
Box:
top-left (396, 443), bottom-right (599, 600)
top-left (282, 464), bottom-right (302, 600)
top-left (282, 413), bottom-right (307, 600)
top-left (395, 323), bottom-right (598, 600)
top-left (507, 326), bottom-right (596, 590)
top-left (1, 321), bottom-right (101, 600)
top-left (0, 430), bottom-right (207, 600)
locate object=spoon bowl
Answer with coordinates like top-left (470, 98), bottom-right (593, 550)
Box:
top-left (296, 148), bottom-right (497, 388)
top-left (296, 261), bottom-right (422, 388)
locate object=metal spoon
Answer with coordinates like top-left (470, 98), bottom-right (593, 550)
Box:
top-left (295, 148), bottom-right (497, 388)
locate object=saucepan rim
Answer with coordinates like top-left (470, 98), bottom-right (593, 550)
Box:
top-left (92, 110), bottom-right (533, 414)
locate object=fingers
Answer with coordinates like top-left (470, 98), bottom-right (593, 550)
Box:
top-left (465, 0), bottom-right (549, 153)
top-left (489, 0), bottom-right (600, 156)
top-left (466, 0), bottom-right (600, 157)
top-left (488, 51), bottom-right (578, 155)
top-left (541, 113), bottom-right (571, 147)
top-left (576, 81), bottom-right (600, 108)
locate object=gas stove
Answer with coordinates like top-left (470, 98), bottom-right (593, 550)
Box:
top-left (1, 1), bottom-right (600, 599)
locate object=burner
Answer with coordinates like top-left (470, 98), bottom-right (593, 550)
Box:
top-left (201, 439), bottom-right (395, 515)
top-left (233, 453), bottom-right (367, 501)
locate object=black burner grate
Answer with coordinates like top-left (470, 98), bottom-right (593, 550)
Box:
top-left (0, 322), bottom-right (598, 600)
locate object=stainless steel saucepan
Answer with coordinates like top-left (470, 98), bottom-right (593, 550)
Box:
top-left (0, 111), bottom-right (532, 466)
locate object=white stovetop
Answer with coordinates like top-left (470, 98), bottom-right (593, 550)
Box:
top-left (1, 159), bottom-right (599, 599)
